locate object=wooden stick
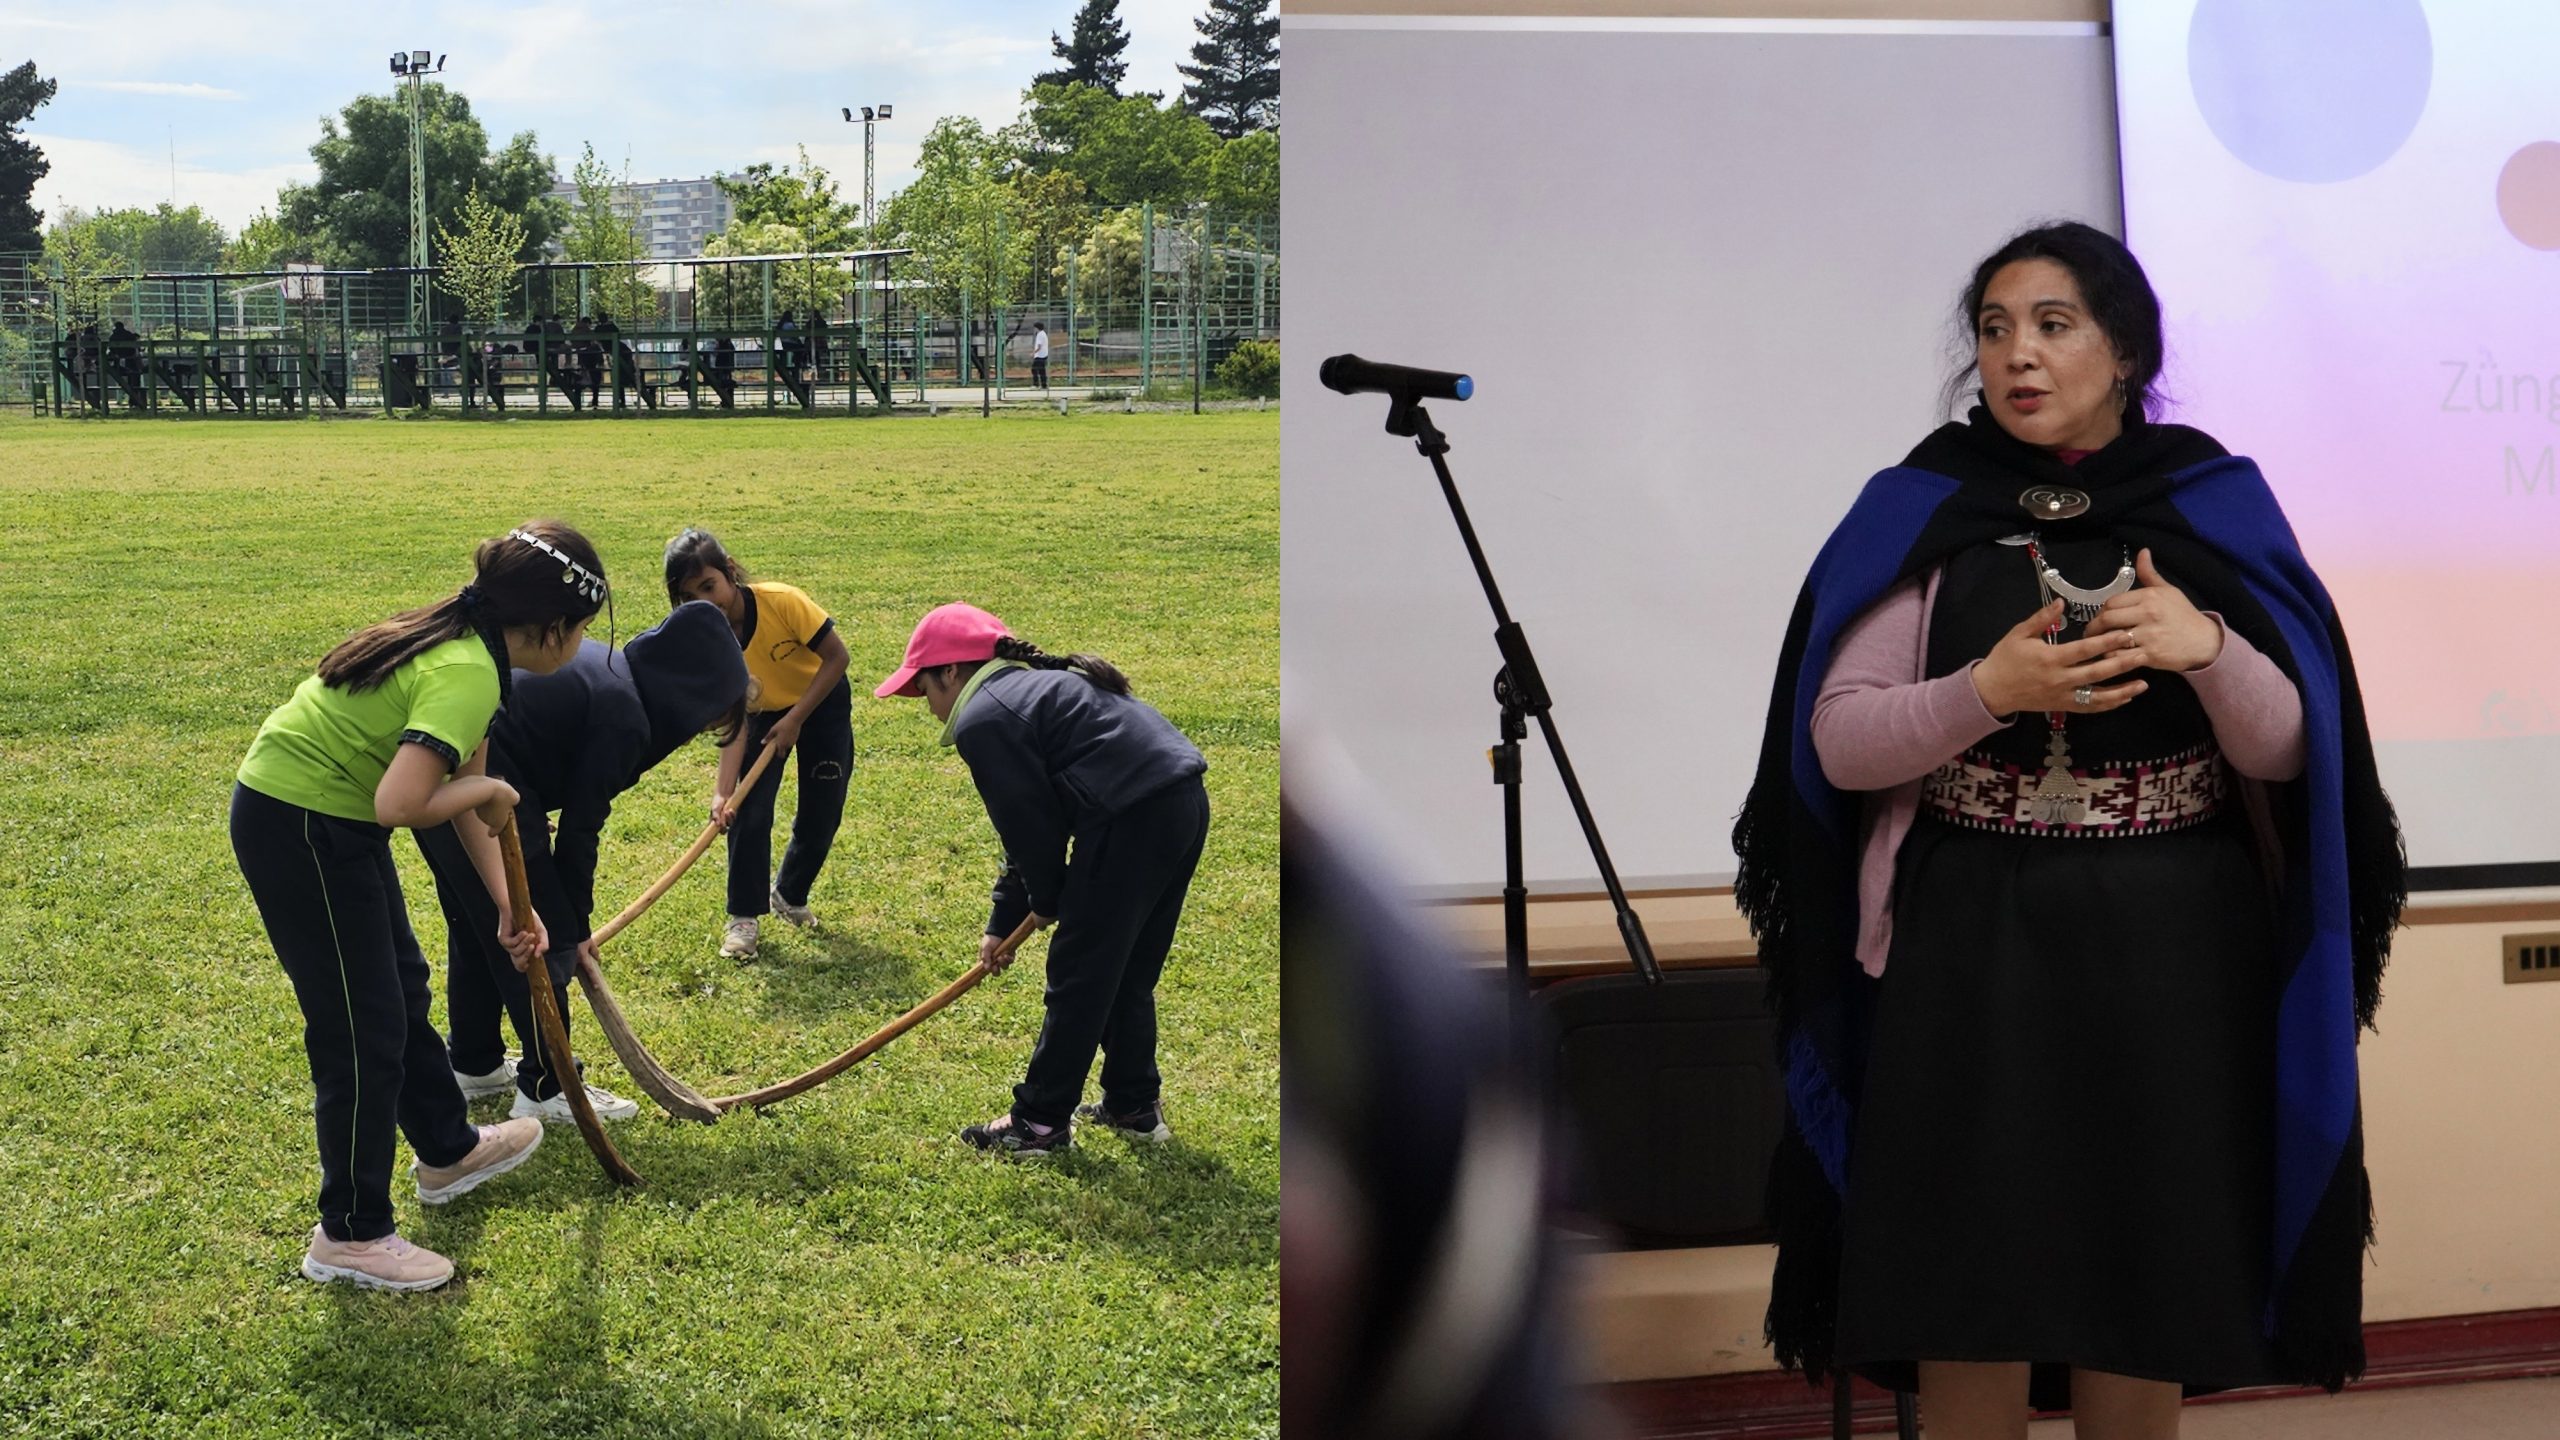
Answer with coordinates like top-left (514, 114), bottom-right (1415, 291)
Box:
top-left (712, 914), bottom-right (1041, 1113)
top-left (573, 953), bottom-right (720, 1123)
top-left (497, 815), bottom-right (642, 1186)
top-left (556, 740), bottom-right (784, 1121)
top-left (591, 741), bottom-right (781, 946)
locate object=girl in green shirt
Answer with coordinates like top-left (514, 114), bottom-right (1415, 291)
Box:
top-left (232, 521), bottom-right (608, 1292)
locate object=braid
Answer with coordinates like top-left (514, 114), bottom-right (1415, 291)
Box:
top-left (471, 618), bottom-right (515, 710)
top-left (994, 635), bottom-right (1132, 696)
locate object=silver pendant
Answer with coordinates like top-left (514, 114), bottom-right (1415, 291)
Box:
top-left (2036, 554), bottom-right (2136, 625)
top-left (1996, 532), bottom-right (2037, 547)
top-left (2026, 728), bottom-right (2087, 825)
top-left (2020, 485), bottom-right (2090, 520)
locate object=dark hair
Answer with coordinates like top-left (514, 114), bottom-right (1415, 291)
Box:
top-left (318, 520), bottom-right (608, 697)
top-left (1941, 220), bottom-right (2168, 423)
top-left (992, 635), bottom-right (1131, 696)
top-left (663, 526), bottom-right (746, 608)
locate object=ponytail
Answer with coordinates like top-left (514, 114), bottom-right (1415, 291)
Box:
top-left (316, 521), bottom-right (607, 698)
top-left (993, 635), bottom-right (1132, 696)
top-left (317, 593), bottom-right (477, 694)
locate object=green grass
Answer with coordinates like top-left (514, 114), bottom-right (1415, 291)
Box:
top-left (0, 408), bottom-right (1277, 1438)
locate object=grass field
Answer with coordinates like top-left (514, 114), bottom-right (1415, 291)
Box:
top-left (0, 408), bottom-right (1277, 1438)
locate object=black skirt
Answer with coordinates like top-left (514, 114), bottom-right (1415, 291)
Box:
top-left (1831, 809), bottom-right (2288, 1408)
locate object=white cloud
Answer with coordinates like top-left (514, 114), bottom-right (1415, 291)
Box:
top-left (26, 131), bottom-right (309, 233)
top-left (16, 1), bottom-right (1265, 236)
top-left (70, 80), bottom-right (245, 100)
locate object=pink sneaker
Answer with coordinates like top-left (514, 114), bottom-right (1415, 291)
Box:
top-left (301, 1226), bottom-right (454, 1292)
top-left (413, 1118), bottom-right (544, 1204)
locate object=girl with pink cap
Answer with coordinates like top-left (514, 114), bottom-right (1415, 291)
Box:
top-left (877, 603), bottom-right (1210, 1158)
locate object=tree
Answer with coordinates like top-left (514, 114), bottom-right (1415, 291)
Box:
top-left (1013, 168), bottom-right (1092, 290)
top-left (434, 187), bottom-right (526, 326)
top-left (563, 143), bottom-right (656, 321)
top-left (0, 61), bottom-right (58, 261)
top-left (883, 117), bottom-right (1030, 384)
top-left (715, 148), bottom-right (859, 251)
top-left (48, 203), bottom-right (228, 272)
top-left (697, 222), bottom-right (847, 323)
top-left (1206, 129), bottom-right (1277, 218)
top-left (1178, 0), bottom-right (1278, 139)
top-left (1020, 82), bottom-right (1219, 209)
top-left (1072, 206), bottom-right (1145, 307)
top-left (278, 83), bottom-right (561, 276)
top-left (1037, 0), bottom-right (1133, 95)
top-left (224, 208), bottom-right (308, 273)
top-left (41, 222), bottom-right (130, 327)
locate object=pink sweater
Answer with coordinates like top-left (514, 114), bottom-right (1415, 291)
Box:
top-left (1811, 569), bottom-right (2306, 975)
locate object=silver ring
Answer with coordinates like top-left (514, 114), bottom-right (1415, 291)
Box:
top-left (2073, 686), bottom-right (2095, 707)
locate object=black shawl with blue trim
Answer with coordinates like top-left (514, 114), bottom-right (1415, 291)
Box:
top-left (1732, 409), bottom-right (2404, 1393)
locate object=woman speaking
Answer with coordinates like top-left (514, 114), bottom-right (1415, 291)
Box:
top-left (1735, 222), bottom-right (2404, 1439)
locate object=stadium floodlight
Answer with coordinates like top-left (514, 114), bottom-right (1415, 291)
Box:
top-left (841, 102), bottom-right (894, 326)
top-left (390, 53), bottom-right (408, 75)
top-left (841, 107), bottom-right (852, 122)
top-left (436, 54), bottom-right (447, 71)
top-left (412, 50), bottom-right (432, 72)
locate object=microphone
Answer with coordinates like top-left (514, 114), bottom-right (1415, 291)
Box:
top-left (1319, 353), bottom-right (1473, 402)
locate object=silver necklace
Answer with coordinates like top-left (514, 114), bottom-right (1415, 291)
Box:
top-left (2033, 542), bottom-right (2135, 624)
top-left (2018, 537), bottom-right (2135, 826)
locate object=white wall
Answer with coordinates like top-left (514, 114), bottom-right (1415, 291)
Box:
top-left (1282, 15), bottom-right (2122, 889)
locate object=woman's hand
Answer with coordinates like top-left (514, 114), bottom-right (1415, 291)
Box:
top-left (474, 780), bottom-right (521, 836)
top-left (708, 790), bottom-right (734, 830)
top-left (2084, 549), bottom-right (2223, 673)
top-left (498, 910), bottom-right (549, 974)
top-left (763, 712), bottom-right (804, 752)
top-left (1971, 598), bottom-right (2151, 719)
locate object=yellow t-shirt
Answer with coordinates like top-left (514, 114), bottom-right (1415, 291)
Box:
top-left (740, 581), bottom-right (836, 713)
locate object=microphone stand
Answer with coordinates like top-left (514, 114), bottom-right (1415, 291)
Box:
top-left (1368, 390), bottom-right (1663, 1018)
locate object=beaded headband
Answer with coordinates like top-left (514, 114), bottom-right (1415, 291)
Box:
top-left (508, 528), bottom-right (608, 604)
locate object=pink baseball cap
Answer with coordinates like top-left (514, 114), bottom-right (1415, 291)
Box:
top-left (875, 602), bottom-right (1013, 698)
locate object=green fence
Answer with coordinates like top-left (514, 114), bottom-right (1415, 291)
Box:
top-left (0, 202), bottom-right (1277, 418)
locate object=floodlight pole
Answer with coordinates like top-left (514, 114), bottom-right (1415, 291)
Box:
top-left (842, 104), bottom-right (891, 337)
top-left (407, 71), bottom-right (426, 334)
top-left (398, 50), bottom-right (443, 337)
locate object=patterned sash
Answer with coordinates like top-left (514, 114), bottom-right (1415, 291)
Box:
top-left (1921, 740), bottom-right (2227, 836)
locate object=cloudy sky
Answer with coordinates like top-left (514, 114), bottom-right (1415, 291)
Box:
top-left (4, 0), bottom-right (1221, 235)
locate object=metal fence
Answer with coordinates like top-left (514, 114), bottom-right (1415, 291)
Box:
top-left (0, 202), bottom-right (1278, 417)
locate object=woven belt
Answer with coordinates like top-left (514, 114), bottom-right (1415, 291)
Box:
top-left (1921, 741), bottom-right (2228, 837)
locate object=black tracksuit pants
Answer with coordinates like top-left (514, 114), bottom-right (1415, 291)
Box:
top-left (230, 784), bottom-right (481, 1241)
top-left (1013, 777), bottom-right (1210, 1128)
top-left (727, 677), bottom-right (854, 918)
top-left (414, 815), bottom-right (579, 1103)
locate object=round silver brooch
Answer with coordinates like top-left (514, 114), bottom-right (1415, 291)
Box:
top-left (2020, 486), bottom-right (2091, 519)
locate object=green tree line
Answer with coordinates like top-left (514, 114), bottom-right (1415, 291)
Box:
top-left (4, 0), bottom-right (1277, 332)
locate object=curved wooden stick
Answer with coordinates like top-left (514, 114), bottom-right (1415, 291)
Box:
top-left (712, 914), bottom-right (1041, 1113)
top-left (591, 741), bottom-right (781, 945)
top-left (497, 815), bottom-right (642, 1186)
top-left (573, 954), bottom-right (719, 1123)
top-left (560, 743), bottom-right (782, 1121)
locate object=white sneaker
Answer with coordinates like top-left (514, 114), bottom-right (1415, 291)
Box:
top-left (453, 1056), bottom-right (518, 1099)
top-left (511, 1083), bottom-right (642, 1124)
top-left (769, 886), bottom-right (816, 928)
top-left (721, 915), bottom-right (759, 959)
